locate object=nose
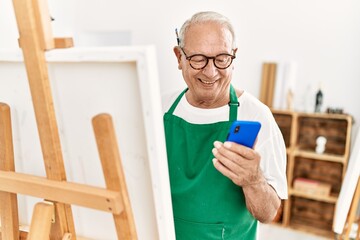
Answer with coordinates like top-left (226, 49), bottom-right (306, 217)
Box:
top-left (202, 59), bottom-right (218, 78)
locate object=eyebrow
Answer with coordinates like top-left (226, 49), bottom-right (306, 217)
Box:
top-left (182, 47), bottom-right (233, 56)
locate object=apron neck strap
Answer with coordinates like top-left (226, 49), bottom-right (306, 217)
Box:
top-left (167, 88), bottom-right (188, 114)
top-left (167, 85), bottom-right (239, 121)
top-left (228, 84), bottom-right (239, 121)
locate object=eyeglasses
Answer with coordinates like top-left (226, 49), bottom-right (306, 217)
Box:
top-left (181, 48), bottom-right (236, 70)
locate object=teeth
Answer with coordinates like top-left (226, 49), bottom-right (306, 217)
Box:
top-left (200, 79), bottom-right (216, 85)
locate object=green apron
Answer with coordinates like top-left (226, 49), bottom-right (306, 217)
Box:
top-left (164, 85), bottom-right (257, 240)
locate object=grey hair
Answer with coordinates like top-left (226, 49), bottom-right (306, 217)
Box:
top-left (177, 11), bottom-right (237, 49)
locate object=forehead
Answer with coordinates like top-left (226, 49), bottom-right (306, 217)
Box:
top-left (184, 21), bottom-right (233, 53)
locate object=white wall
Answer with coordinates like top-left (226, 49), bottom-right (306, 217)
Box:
top-left (1, 2), bottom-right (359, 157)
top-left (1, 0), bottom-right (359, 135)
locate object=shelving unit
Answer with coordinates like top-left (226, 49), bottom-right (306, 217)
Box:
top-left (271, 109), bottom-right (353, 238)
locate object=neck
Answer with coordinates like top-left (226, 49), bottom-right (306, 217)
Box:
top-left (185, 91), bottom-right (231, 109)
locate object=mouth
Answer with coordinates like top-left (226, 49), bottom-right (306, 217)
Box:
top-left (199, 78), bottom-right (217, 85)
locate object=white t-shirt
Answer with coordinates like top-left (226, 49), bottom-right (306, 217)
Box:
top-left (162, 89), bottom-right (288, 199)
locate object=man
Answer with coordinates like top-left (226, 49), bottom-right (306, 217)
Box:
top-left (163, 11), bottom-right (287, 239)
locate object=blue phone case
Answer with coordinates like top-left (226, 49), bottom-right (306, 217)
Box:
top-left (226, 121), bottom-right (261, 148)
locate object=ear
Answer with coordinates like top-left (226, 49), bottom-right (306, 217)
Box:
top-left (173, 46), bottom-right (183, 70)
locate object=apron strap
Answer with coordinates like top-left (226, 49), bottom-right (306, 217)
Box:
top-left (228, 84), bottom-right (239, 121)
top-left (167, 88), bottom-right (188, 114)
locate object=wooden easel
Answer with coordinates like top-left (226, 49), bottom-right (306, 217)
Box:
top-left (0, 0), bottom-right (137, 239)
top-left (340, 177), bottom-right (360, 240)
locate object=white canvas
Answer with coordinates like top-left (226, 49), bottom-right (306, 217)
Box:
top-left (0, 46), bottom-right (175, 240)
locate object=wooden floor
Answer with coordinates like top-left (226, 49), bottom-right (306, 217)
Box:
top-left (258, 223), bottom-right (331, 240)
top-left (0, 223), bottom-right (342, 240)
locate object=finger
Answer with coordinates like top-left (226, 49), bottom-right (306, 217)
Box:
top-left (213, 141), bottom-right (261, 178)
top-left (212, 147), bottom-right (242, 173)
top-left (212, 158), bottom-right (238, 180)
top-left (213, 141), bottom-right (245, 164)
top-left (223, 141), bottom-right (257, 160)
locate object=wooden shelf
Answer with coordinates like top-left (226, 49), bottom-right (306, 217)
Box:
top-left (272, 108), bottom-right (353, 122)
top-left (289, 188), bottom-right (338, 203)
top-left (272, 110), bottom-right (352, 238)
top-left (293, 112), bottom-right (352, 122)
top-left (293, 149), bottom-right (347, 164)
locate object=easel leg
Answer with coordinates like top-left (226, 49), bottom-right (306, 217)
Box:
top-left (0, 191), bottom-right (19, 240)
top-left (0, 103), bottom-right (19, 240)
top-left (11, 0), bottom-right (76, 238)
top-left (343, 178), bottom-right (360, 240)
top-left (92, 114), bottom-right (138, 240)
top-left (356, 217), bottom-right (360, 240)
top-left (27, 202), bottom-right (54, 240)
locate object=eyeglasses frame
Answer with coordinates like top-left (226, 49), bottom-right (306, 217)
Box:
top-left (180, 47), bottom-right (236, 70)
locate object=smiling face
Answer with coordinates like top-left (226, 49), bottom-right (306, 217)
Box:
top-left (174, 21), bottom-right (237, 108)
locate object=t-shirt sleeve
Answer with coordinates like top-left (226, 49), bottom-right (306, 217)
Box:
top-left (256, 111), bottom-right (288, 200)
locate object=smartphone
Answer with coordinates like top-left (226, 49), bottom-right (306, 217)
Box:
top-left (226, 121), bottom-right (261, 148)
